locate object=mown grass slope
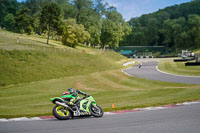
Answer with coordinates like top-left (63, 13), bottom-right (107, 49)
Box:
top-left (0, 50), bottom-right (126, 87)
top-left (0, 30), bottom-right (127, 87)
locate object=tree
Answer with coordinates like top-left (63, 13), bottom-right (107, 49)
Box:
top-left (188, 14), bottom-right (200, 49)
top-left (62, 3), bottom-right (77, 19)
top-left (100, 7), bottom-right (131, 49)
top-left (73, 0), bottom-right (93, 24)
top-left (15, 8), bottom-right (35, 34)
top-left (40, 3), bottom-right (61, 44)
top-left (25, 0), bottom-right (42, 15)
top-left (88, 24), bottom-right (101, 47)
top-left (162, 17), bottom-right (186, 50)
top-left (94, 0), bottom-right (106, 15)
top-left (72, 0), bottom-right (104, 47)
top-left (156, 11), bottom-right (170, 25)
top-left (146, 18), bottom-right (159, 45)
top-left (0, 0), bottom-right (18, 28)
top-left (62, 19), bottom-right (90, 48)
top-left (3, 13), bottom-right (16, 31)
top-left (122, 18), bottom-right (147, 46)
top-left (85, 10), bottom-right (102, 47)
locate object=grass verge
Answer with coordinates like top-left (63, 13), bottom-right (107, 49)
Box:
top-left (158, 58), bottom-right (200, 76)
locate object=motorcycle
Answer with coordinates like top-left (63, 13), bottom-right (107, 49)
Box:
top-left (49, 92), bottom-right (104, 120)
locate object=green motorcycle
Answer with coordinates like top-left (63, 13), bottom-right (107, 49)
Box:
top-left (49, 91), bottom-right (104, 120)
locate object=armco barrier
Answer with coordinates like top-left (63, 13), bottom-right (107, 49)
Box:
top-left (185, 62), bottom-right (200, 66)
top-left (123, 61), bottom-right (135, 66)
top-left (174, 57), bottom-right (195, 62)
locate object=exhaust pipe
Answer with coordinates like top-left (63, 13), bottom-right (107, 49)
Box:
top-left (55, 101), bottom-right (74, 112)
top-left (55, 101), bottom-right (69, 108)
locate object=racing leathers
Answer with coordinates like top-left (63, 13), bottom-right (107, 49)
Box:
top-left (69, 89), bottom-right (89, 105)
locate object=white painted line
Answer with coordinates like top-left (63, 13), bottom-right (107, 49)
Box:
top-left (182, 102), bottom-right (192, 105)
top-left (136, 106), bottom-right (167, 111)
top-left (142, 107), bottom-right (157, 111)
top-left (104, 112), bottom-right (116, 115)
top-left (9, 117), bottom-right (30, 121)
top-left (182, 102), bottom-right (200, 105)
top-left (156, 66), bottom-right (200, 78)
top-left (151, 107), bottom-right (167, 110)
top-left (176, 103), bottom-right (184, 106)
top-left (121, 70), bottom-right (134, 77)
top-left (29, 117), bottom-right (42, 120)
top-left (0, 117), bottom-right (43, 122)
top-left (133, 108), bottom-right (143, 111)
top-left (0, 118), bottom-right (9, 122)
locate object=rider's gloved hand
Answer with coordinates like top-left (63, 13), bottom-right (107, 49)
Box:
top-left (69, 102), bottom-right (74, 105)
top-left (69, 98), bottom-right (75, 105)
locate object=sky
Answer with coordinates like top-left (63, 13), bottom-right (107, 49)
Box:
top-left (104, 0), bottom-right (193, 21)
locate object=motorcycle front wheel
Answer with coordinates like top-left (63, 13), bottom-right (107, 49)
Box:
top-left (53, 105), bottom-right (71, 120)
top-left (90, 104), bottom-right (104, 117)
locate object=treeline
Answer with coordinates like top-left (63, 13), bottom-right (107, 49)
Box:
top-left (0, 0), bottom-right (131, 48)
top-left (121, 0), bottom-right (200, 51)
top-left (1, 0), bottom-right (200, 51)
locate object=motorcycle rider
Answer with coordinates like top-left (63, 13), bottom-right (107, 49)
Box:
top-left (62, 88), bottom-right (89, 105)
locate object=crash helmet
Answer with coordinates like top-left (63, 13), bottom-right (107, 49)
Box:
top-left (68, 88), bottom-right (76, 94)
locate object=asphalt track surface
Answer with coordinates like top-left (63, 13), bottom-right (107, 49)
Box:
top-left (124, 59), bottom-right (200, 84)
top-left (1, 104), bottom-right (200, 133)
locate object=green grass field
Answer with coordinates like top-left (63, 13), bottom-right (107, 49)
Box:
top-left (158, 58), bottom-right (200, 76)
top-left (0, 30), bottom-right (200, 118)
top-left (0, 49), bottom-right (126, 87)
top-left (194, 49), bottom-right (200, 54)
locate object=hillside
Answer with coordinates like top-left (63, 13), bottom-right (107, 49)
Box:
top-left (122, 0), bottom-right (200, 52)
top-left (0, 30), bottom-right (128, 87)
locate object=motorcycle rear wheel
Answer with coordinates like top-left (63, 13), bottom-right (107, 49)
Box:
top-left (53, 105), bottom-right (71, 120)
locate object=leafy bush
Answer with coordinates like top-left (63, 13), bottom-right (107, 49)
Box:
top-left (62, 19), bottom-right (90, 48)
